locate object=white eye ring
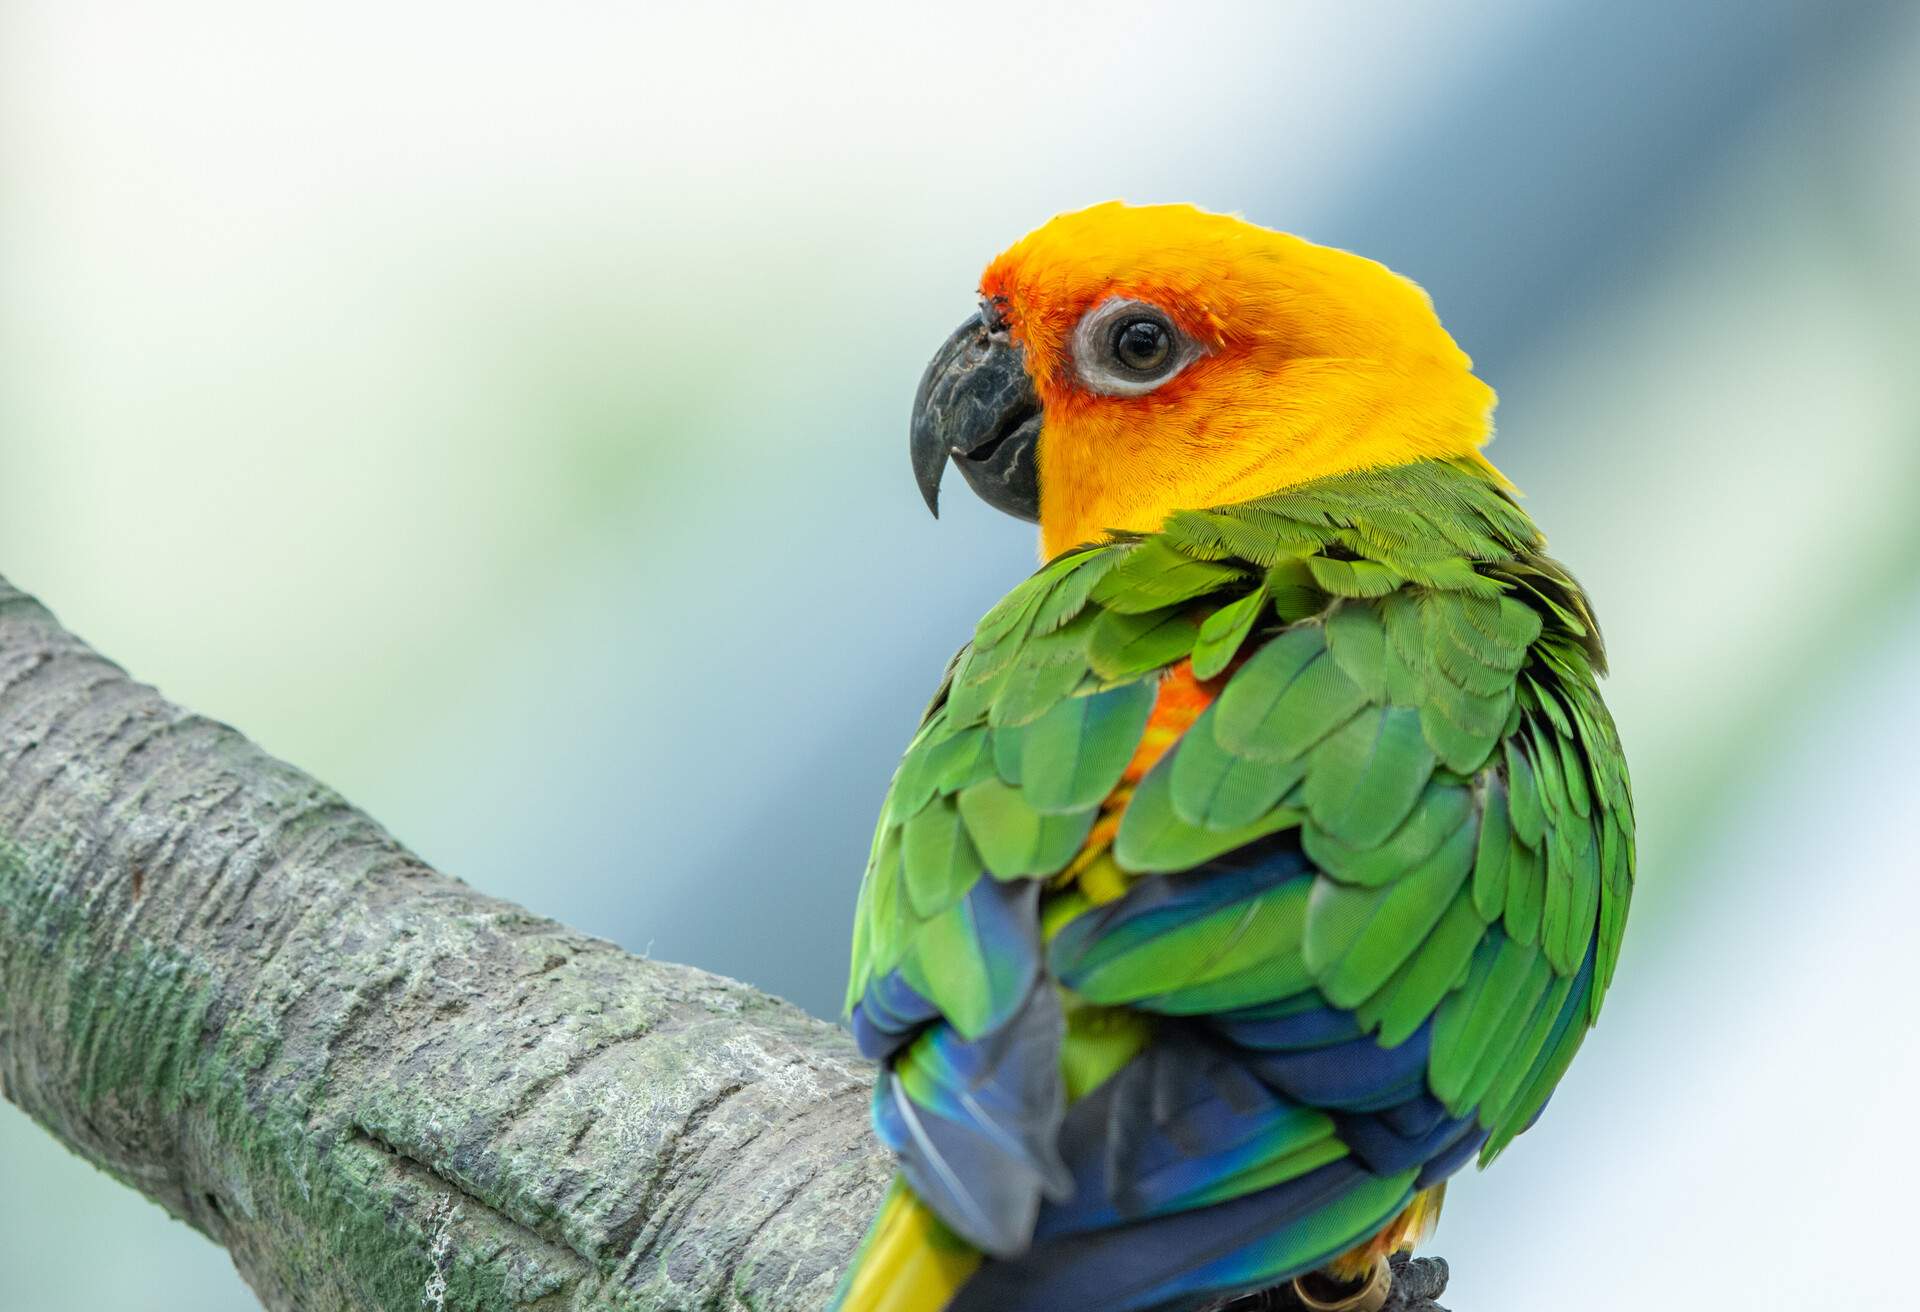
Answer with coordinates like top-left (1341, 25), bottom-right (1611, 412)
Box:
top-left (1070, 297), bottom-right (1204, 397)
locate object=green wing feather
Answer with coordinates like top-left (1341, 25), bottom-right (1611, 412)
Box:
top-left (847, 456), bottom-right (1634, 1180)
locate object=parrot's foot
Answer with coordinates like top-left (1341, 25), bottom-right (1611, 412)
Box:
top-left (1207, 1253), bottom-right (1449, 1312)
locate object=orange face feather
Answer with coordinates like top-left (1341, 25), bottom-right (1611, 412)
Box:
top-left (978, 202), bottom-right (1501, 558)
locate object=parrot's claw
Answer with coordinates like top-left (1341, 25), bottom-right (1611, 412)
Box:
top-left (1207, 1254), bottom-right (1449, 1312)
top-left (1291, 1257), bottom-right (1391, 1312)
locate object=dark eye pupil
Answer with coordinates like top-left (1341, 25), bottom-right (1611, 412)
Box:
top-left (1113, 318), bottom-right (1171, 372)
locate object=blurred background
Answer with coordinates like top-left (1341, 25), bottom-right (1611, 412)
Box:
top-left (2, 2), bottom-right (1916, 1308)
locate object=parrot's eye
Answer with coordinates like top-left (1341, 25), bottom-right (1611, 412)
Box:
top-left (1112, 318), bottom-right (1171, 372)
top-left (1071, 298), bottom-right (1202, 397)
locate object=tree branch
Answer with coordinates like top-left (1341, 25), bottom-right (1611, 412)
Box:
top-left (0, 575), bottom-right (1455, 1312)
top-left (0, 576), bottom-right (890, 1310)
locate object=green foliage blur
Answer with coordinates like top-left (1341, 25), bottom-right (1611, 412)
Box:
top-left (2, 3), bottom-right (1916, 1309)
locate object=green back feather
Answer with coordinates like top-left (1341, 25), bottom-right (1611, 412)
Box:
top-left (847, 456), bottom-right (1634, 1167)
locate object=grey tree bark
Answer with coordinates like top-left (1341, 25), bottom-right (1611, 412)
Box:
top-left (0, 575), bottom-right (1455, 1312)
top-left (0, 576), bottom-right (889, 1311)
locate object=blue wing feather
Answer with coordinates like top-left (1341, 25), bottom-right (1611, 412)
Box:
top-left (951, 1158), bottom-right (1412, 1312)
top-left (873, 981), bottom-right (1070, 1257)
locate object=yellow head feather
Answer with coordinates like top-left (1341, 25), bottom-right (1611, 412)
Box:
top-left (979, 202), bottom-right (1500, 557)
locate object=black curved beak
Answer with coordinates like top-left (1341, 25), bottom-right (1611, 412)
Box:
top-left (910, 311), bottom-right (1042, 523)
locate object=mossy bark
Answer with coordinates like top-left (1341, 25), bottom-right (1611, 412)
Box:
top-left (0, 578), bottom-right (890, 1311)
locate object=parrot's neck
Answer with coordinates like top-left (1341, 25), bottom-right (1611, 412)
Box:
top-left (1035, 361), bottom-right (1499, 559)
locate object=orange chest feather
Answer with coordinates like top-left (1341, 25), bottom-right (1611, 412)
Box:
top-left (1060, 660), bottom-right (1221, 904)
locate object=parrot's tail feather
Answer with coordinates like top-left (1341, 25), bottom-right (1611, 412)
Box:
top-left (833, 1178), bottom-right (982, 1312)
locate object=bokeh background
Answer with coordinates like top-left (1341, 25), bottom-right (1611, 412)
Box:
top-left (3, 2), bottom-right (1916, 1308)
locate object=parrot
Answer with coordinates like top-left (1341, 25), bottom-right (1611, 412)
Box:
top-left (835, 202), bottom-right (1633, 1312)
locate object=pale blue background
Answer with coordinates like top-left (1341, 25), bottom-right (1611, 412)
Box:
top-left (3, 2), bottom-right (1916, 1308)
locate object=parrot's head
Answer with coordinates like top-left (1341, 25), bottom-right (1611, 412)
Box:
top-left (911, 202), bottom-right (1499, 558)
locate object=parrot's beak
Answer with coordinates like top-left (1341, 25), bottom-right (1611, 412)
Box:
top-left (910, 311), bottom-right (1042, 523)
